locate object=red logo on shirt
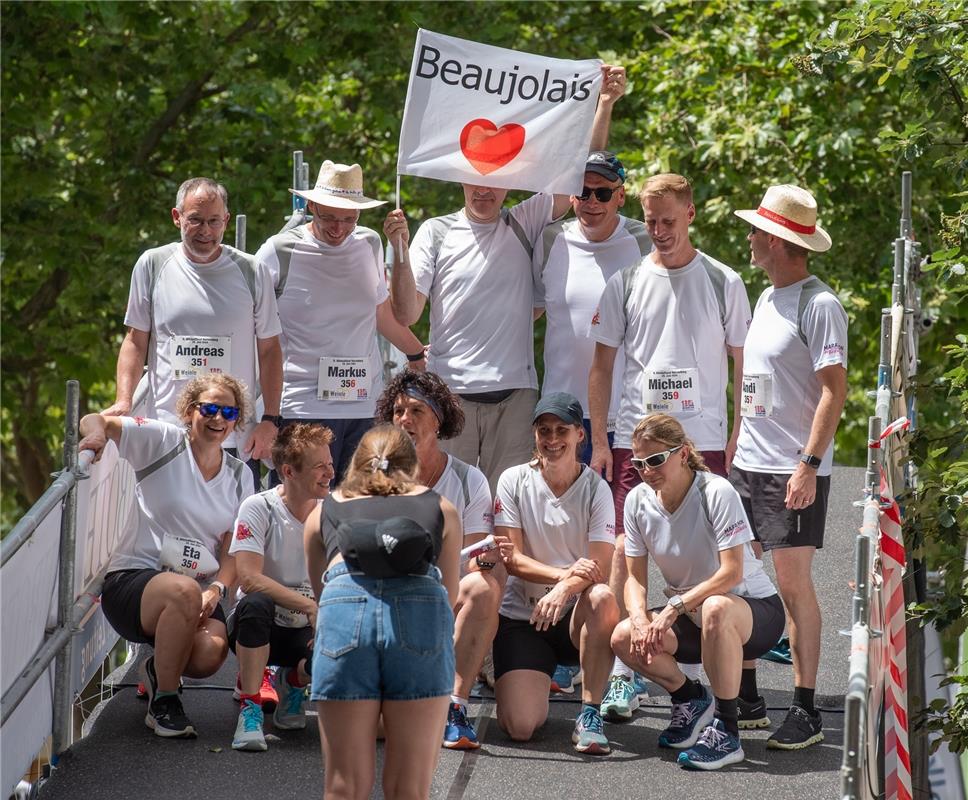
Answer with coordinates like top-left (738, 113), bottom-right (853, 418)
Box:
top-left (133, 416), bottom-right (148, 426)
top-left (591, 309), bottom-right (601, 326)
top-left (493, 497), bottom-right (503, 515)
top-left (236, 522), bottom-right (253, 541)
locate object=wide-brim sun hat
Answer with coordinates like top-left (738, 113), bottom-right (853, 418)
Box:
top-left (734, 184), bottom-right (832, 252)
top-left (290, 160), bottom-right (387, 210)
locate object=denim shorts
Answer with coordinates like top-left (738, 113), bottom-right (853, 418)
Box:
top-left (310, 562), bottom-right (455, 701)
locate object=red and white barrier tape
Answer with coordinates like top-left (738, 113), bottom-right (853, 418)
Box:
top-left (868, 416), bottom-right (911, 449)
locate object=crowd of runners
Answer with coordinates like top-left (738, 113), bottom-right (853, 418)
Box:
top-left (77, 62), bottom-right (848, 797)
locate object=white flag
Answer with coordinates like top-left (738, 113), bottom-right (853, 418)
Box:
top-left (398, 30), bottom-right (603, 195)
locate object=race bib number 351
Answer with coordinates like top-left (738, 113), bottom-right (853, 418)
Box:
top-left (171, 335), bottom-right (232, 380)
top-left (644, 368), bottom-right (701, 415)
top-left (740, 373), bottom-right (774, 418)
top-left (317, 357), bottom-right (372, 401)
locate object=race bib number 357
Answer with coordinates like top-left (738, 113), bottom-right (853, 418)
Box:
top-left (740, 373), bottom-right (774, 418)
top-left (171, 335), bottom-right (232, 380)
top-left (644, 368), bottom-right (701, 415)
top-left (317, 357), bottom-right (372, 401)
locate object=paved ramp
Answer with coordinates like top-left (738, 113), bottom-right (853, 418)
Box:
top-left (38, 467), bottom-right (862, 800)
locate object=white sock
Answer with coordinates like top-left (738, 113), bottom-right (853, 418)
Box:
top-left (610, 657), bottom-right (634, 680)
top-left (451, 694), bottom-right (469, 709)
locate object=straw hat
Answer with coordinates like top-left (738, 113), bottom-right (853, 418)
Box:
top-left (290, 161), bottom-right (386, 210)
top-left (734, 185), bottom-right (831, 252)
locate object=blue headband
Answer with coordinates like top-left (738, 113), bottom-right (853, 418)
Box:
top-left (403, 386), bottom-right (443, 424)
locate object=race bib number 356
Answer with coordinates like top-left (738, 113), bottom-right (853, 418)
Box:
top-left (644, 368), bottom-right (701, 415)
top-left (317, 357), bottom-right (372, 401)
top-left (171, 335), bottom-right (232, 380)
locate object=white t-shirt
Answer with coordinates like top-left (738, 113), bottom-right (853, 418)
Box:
top-left (432, 455), bottom-right (493, 538)
top-left (494, 463), bottom-right (615, 621)
top-left (124, 243), bottom-right (281, 449)
top-left (733, 276), bottom-right (848, 475)
top-left (591, 251), bottom-right (751, 450)
top-left (108, 417), bottom-right (255, 578)
top-left (256, 226), bottom-right (389, 419)
top-left (409, 194), bottom-right (555, 392)
top-left (534, 216), bottom-right (651, 424)
top-left (623, 472), bottom-right (775, 600)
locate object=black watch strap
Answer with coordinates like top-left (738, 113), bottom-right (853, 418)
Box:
top-left (406, 350), bottom-right (426, 362)
top-left (800, 453), bottom-right (822, 468)
top-left (261, 414), bottom-right (283, 429)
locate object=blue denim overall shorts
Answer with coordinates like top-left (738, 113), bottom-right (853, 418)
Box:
top-left (311, 561), bottom-right (455, 701)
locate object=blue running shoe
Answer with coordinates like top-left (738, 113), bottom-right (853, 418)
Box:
top-left (658, 685), bottom-right (714, 749)
top-left (550, 663), bottom-right (582, 695)
top-left (601, 675), bottom-right (639, 721)
top-left (678, 719), bottom-right (745, 770)
top-left (762, 634), bottom-right (793, 664)
top-left (632, 673), bottom-right (651, 701)
top-left (232, 699), bottom-right (267, 751)
top-left (572, 706), bottom-right (610, 755)
top-left (272, 667), bottom-right (307, 730)
top-left (443, 702), bottom-right (480, 750)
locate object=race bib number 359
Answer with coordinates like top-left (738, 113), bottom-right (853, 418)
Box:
top-left (644, 368), bottom-right (701, 414)
top-left (171, 335), bottom-right (232, 380)
top-left (317, 357), bottom-right (372, 401)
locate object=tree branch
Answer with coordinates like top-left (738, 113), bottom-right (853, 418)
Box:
top-left (15, 266), bottom-right (70, 328)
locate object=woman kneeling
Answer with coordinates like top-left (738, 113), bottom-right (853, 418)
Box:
top-left (611, 414), bottom-right (784, 770)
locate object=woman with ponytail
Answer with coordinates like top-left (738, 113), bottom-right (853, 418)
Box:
top-left (303, 423), bottom-right (460, 799)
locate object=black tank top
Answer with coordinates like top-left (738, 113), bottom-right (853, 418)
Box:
top-left (320, 490), bottom-right (445, 567)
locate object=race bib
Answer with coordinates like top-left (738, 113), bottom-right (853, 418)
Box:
top-left (171, 335), bottom-right (232, 380)
top-left (740, 373), bottom-right (774, 418)
top-left (523, 580), bottom-right (577, 613)
top-left (643, 368), bottom-right (701, 414)
top-left (159, 534), bottom-right (220, 580)
top-left (317, 357), bottom-right (372, 401)
top-left (274, 582), bottom-right (316, 629)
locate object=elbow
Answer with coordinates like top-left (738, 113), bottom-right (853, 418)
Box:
top-left (237, 572), bottom-right (259, 594)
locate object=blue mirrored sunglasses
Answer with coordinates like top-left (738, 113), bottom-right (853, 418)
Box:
top-left (195, 402), bottom-right (240, 422)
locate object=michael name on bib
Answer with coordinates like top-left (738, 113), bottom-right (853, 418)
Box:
top-left (647, 375), bottom-right (694, 391)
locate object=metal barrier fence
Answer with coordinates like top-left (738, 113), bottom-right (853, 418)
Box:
top-left (841, 172), bottom-right (925, 800)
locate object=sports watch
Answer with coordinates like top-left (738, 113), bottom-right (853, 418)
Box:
top-left (261, 414), bottom-right (283, 429)
top-left (800, 453), bottom-right (822, 469)
top-left (667, 594), bottom-right (687, 616)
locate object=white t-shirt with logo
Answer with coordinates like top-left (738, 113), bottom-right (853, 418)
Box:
top-left (534, 216), bottom-right (651, 423)
top-left (108, 417), bottom-right (255, 578)
top-left (256, 226), bottom-right (389, 419)
top-left (624, 472), bottom-right (775, 600)
top-left (124, 243), bottom-right (281, 450)
top-left (733, 277), bottom-right (849, 475)
top-left (591, 251), bottom-right (751, 450)
top-left (409, 194), bottom-right (555, 393)
top-left (432, 455), bottom-right (493, 538)
top-left (494, 463), bottom-right (615, 621)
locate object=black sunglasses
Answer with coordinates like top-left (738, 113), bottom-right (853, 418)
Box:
top-left (749, 225), bottom-right (762, 236)
top-left (577, 186), bottom-right (617, 203)
top-left (195, 402), bottom-right (241, 422)
top-left (630, 445), bottom-right (683, 470)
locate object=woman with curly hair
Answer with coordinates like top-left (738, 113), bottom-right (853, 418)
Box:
top-left (375, 370), bottom-right (498, 750)
top-left (78, 373), bottom-right (255, 738)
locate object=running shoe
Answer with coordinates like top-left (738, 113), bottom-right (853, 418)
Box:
top-left (601, 675), bottom-right (639, 721)
top-left (658, 685), bottom-right (714, 749)
top-left (767, 705), bottom-right (824, 749)
top-left (762, 634), bottom-right (793, 665)
top-left (443, 702), bottom-right (480, 750)
top-left (738, 695), bottom-right (771, 729)
top-left (677, 719), bottom-right (745, 770)
top-left (146, 693), bottom-right (197, 738)
top-left (572, 706), bottom-right (610, 755)
top-left (232, 667), bottom-right (278, 713)
top-left (272, 667), bottom-right (307, 730)
top-left (632, 672), bottom-right (651, 701)
top-left (232, 699), bottom-right (267, 751)
top-left (550, 664), bottom-right (582, 695)
top-left (139, 656), bottom-right (158, 706)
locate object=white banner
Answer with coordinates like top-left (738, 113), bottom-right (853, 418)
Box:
top-left (398, 30), bottom-right (602, 195)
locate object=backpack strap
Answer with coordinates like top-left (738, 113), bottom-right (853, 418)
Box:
top-left (501, 208), bottom-right (534, 260)
top-left (797, 276), bottom-right (837, 347)
top-left (134, 435), bottom-right (188, 483)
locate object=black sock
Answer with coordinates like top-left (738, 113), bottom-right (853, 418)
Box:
top-left (714, 697), bottom-right (739, 737)
top-left (739, 668), bottom-right (759, 702)
top-left (793, 686), bottom-right (816, 714)
top-left (669, 678), bottom-right (703, 704)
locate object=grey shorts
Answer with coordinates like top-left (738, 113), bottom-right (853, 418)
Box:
top-left (729, 466), bottom-right (830, 551)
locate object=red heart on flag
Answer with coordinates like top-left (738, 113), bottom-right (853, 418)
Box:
top-left (459, 119), bottom-right (526, 175)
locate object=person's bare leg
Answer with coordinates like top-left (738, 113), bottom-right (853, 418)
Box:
top-left (139, 573), bottom-right (203, 691)
top-left (495, 670), bottom-right (551, 741)
top-left (771, 546), bottom-right (821, 688)
top-left (571, 584), bottom-right (619, 703)
top-left (452, 569), bottom-right (503, 700)
top-left (610, 617), bottom-right (684, 691)
top-left (699, 595), bottom-right (753, 700)
top-left (608, 534), bottom-right (628, 619)
top-left (317, 699), bottom-right (381, 800)
top-left (381, 696), bottom-right (450, 800)
top-left (236, 643), bottom-right (270, 694)
top-left (183, 617), bottom-right (228, 678)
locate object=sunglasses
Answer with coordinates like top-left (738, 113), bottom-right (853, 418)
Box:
top-left (749, 225), bottom-right (762, 236)
top-left (577, 186), bottom-right (617, 203)
top-left (194, 402), bottom-right (241, 422)
top-left (630, 445), bottom-right (683, 470)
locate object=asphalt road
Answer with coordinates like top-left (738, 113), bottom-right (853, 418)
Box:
top-left (38, 466), bottom-right (864, 800)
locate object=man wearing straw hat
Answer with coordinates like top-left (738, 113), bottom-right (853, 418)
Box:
top-left (255, 161), bottom-right (427, 480)
top-left (730, 184), bottom-right (848, 750)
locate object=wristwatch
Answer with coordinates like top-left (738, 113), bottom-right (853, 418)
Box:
top-left (406, 350), bottom-right (426, 362)
top-left (261, 414), bottom-right (283, 429)
top-left (667, 594), bottom-right (686, 616)
top-left (210, 580), bottom-right (227, 600)
top-left (800, 453), bottom-right (822, 469)
top-left (476, 555), bottom-right (496, 570)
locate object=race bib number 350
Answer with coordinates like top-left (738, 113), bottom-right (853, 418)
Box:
top-left (644, 368), bottom-right (701, 415)
top-left (317, 357), bottom-right (372, 401)
top-left (159, 534), bottom-right (220, 581)
top-left (740, 373), bottom-right (774, 418)
top-left (171, 335), bottom-right (232, 380)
